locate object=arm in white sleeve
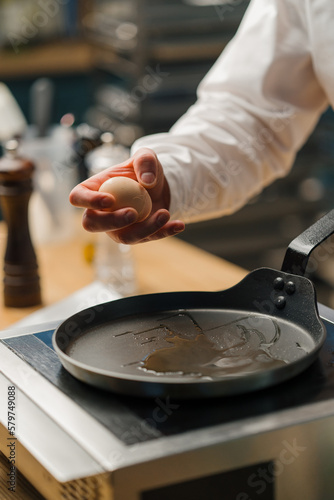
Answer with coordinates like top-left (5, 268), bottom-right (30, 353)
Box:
top-left (131, 0), bottom-right (329, 223)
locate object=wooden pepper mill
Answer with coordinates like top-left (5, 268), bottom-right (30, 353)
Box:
top-left (0, 139), bottom-right (42, 307)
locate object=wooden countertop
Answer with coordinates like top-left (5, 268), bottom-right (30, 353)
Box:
top-left (0, 215), bottom-right (247, 330)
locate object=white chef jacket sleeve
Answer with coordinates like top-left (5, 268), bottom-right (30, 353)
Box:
top-left (131, 0), bottom-right (329, 223)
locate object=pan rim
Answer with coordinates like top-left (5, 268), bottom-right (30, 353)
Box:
top-left (51, 272), bottom-right (327, 397)
top-left (52, 310), bottom-right (326, 387)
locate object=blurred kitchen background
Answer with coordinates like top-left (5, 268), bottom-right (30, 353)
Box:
top-left (1, 0), bottom-right (334, 306)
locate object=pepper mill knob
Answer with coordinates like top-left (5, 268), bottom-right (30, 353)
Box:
top-left (0, 139), bottom-right (42, 307)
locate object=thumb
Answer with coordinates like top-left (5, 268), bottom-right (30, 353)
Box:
top-left (132, 148), bottom-right (160, 188)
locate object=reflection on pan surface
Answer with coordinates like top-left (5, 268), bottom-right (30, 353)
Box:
top-left (66, 310), bottom-right (314, 380)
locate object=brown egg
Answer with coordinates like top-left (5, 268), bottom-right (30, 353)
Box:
top-left (99, 176), bottom-right (152, 222)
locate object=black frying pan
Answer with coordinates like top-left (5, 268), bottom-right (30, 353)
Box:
top-left (53, 210), bottom-right (334, 399)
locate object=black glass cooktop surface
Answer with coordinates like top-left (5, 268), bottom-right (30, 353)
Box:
top-left (1, 318), bottom-right (334, 446)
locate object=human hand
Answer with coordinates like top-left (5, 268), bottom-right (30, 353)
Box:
top-left (69, 147), bottom-right (185, 244)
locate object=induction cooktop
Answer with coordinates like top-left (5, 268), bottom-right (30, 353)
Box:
top-left (2, 320), bottom-right (334, 444)
top-left (1, 306), bottom-right (334, 500)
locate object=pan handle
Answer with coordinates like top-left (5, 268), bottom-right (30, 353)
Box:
top-left (281, 209), bottom-right (334, 276)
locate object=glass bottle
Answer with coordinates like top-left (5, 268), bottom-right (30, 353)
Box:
top-left (85, 133), bottom-right (137, 296)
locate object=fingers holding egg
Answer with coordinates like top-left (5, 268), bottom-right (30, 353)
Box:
top-left (98, 176), bottom-right (152, 222)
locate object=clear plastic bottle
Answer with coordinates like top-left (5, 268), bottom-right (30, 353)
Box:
top-left (85, 133), bottom-right (137, 296)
